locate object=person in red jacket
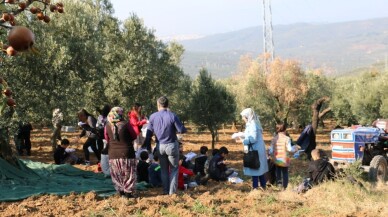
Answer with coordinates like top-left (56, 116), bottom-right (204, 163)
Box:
top-left (178, 155), bottom-right (194, 190)
top-left (128, 103), bottom-right (148, 151)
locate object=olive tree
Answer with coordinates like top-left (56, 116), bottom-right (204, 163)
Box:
top-left (189, 69), bottom-right (236, 149)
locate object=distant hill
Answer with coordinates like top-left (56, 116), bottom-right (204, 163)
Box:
top-left (179, 18), bottom-right (388, 78)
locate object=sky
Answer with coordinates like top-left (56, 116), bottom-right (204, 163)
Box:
top-left (110, 0), bottom-right (388, 38)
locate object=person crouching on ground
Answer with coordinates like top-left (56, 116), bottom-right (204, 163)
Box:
top-left (148, 154), bottom-right (162, 187)
top-left (53, 139), bottom-right (81, 165)
top-left (137, 151), bottom-right (150, 183)
top-left (178, 154), bottom-right (194, 190)
top-left (269, 123), bottom-right (299, 189)
top-left (296, 149), bottom-right (336, 193)
top-left (208, 146), bottom-right (234, 181)
top-left (308, 149), bottom-right (335, 185)
top-left (194, 146), bottom-right (209, 177)
top-left (240, 108), bottom-right (269, 190)
top-left (105, 107), bottom-right (137, 198)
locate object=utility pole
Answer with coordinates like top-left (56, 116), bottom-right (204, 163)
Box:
top-left (262, 0), bottom-right (275, 74)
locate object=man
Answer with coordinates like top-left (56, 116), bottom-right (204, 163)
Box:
top-left (144, 96), bottom-right (187, 195)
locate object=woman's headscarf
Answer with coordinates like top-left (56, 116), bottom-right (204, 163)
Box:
top-left (108, 107), bottom-right (124, 141)
top-left (240, 108), bottom-right (263, 130)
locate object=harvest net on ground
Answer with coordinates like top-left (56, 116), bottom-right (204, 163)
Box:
top-left (0, 158), bottom-right (115, 201)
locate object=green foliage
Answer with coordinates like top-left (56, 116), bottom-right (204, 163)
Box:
top-left (1, 0), bottom-right (188, 125)
top-left (331, 70), bottom-right (388, 125)
top-left (341, 160), bottom-right (365, 180)
top-left (189, 69), bottom-right (236, 148)
top-left (104, 14), bottom-right (185, 115)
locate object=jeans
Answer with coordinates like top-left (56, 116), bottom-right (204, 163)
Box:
top-left (158, 141), bottom-right (179, 195)
top-left (276, 166), bottom-right (289, 189)
top-left (252, 175), bottom-right (267, 189)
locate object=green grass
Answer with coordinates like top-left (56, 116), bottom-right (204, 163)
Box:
top-left (191, 200), bottom-right (215, 215)
top-left (159, 206), bottom-right (179, 217)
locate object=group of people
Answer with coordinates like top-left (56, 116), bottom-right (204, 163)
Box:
top-left (53, 96), bottom-right (335, 198)
top-left (238, 108), bottom-right (335, 191)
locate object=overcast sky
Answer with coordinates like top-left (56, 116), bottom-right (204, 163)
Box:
top-left (110, 0), bottom-right (388, 37)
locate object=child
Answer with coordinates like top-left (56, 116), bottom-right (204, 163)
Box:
top-left (148, 154), bottom-right (162, 187)
top-left (194, 146), bottom-right (209, 176)
top-left (178, 155), bottom-right (194, 190)
top-left (297, 149), bottom-right (335, 193)
top-left (53, 139), bottom-right (81, 165)
top-left (208, 146), bottom-right (234, 181)
top-left (308, 149), bottom-right (335, 185)
top-left (269, 123), bottom-right (298, 189)
top-left (179, 142), bottom-right (194, 169)
top-left (137, 151), bottom-right (150, 183)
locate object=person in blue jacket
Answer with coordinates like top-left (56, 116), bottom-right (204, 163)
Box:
top-left (240, 108), bottom-right (269, 190)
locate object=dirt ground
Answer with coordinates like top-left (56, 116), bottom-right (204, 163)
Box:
top-left (0, 123), bottom-right (387, 217)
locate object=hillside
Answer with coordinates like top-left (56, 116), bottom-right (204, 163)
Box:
top-left (180, 18), bottom-right (388, 78)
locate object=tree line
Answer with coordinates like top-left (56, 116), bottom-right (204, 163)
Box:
top-left (1, 0), bottom-right (388, 150)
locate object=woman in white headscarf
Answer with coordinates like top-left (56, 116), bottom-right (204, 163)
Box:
top-left (240, 108), bottom-right (269, 189)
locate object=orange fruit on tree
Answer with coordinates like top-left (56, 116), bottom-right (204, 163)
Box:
top-left (19, 2), bottom-right (27, 10)
top-left (7, 26), bottom-right (35, 51)
top-left (43, 15), bottom-right (50, 23)
top-left (49, 5), bottom-right (57, 12)
top-left (6, 46), bottom-right (17, 56)
top-left (37, 12), bottom-right (44, 20)
top-left (2, 13), bottom-right (10, 21)
top-left (4, 88), bottom-right (12, 97)
top-left (30, 7), bottom-right (38, 14)
top-left (6, 98), bottom-right (16, 107)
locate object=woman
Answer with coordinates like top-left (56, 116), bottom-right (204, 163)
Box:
top-left (269, 123), bottom-right (298, 189)
top-left (128, 103), bottom-right (147, 151)
top-left (78, 109), bottom-right (100, 165)
top-left (240, 108), bottom-right (269, 189)
top-left (105, 107), bottom-right (137, 198)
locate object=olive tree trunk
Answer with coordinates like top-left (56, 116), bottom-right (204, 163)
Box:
top-left (311, 96), bottom-right (331, 134)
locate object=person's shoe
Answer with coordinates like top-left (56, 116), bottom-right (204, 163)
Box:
top-left (124, 192), bottom-right (136, 198)
top-left (195, 173), bottom-right (202, 185)
top-left (94, 163), bottom-right (102, 173)
top-left (200, 174), bottom-right (209, 185)
top-left (84, 161), bottom-right (90, 166)
top-left (117, 191), bottom-right (125, 197)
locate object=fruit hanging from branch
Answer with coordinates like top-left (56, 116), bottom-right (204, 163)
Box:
top-left (0, 0), bottom-right (64, 56)
top-left (7, 26), bottom-right (35, 51)
top-left (0, 1), bottom-right (64, 164)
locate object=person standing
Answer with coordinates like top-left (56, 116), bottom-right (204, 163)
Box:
top-left (51, 108), bottom-right (63, 152)
top-left (105, 107), bottom-right (137, 198)
top-left (240, 108), bottom-right (269, 190)
top-left (78, 109), bottom-right (100, 165)
top-left (269, 123), bottom-right (299, 189)
top-left (144, 96), bottom-right (187, 195)
top-left (128, 103), bottom-right (148, 152)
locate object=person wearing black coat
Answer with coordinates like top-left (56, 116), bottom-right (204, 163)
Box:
top-left (296, 125), bottom-right (316, 160)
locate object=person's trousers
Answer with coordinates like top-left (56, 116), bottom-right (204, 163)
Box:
top-left (24, 136), bottom-right (31, 155)
top-left (158, 141), bottom-right (179, 195)
top-left (252, 175), bottom-right (267, 189)
top-left (276, 166), bottom-right (289, 188)
top-left (83, 137), bottom-right (101, 161)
